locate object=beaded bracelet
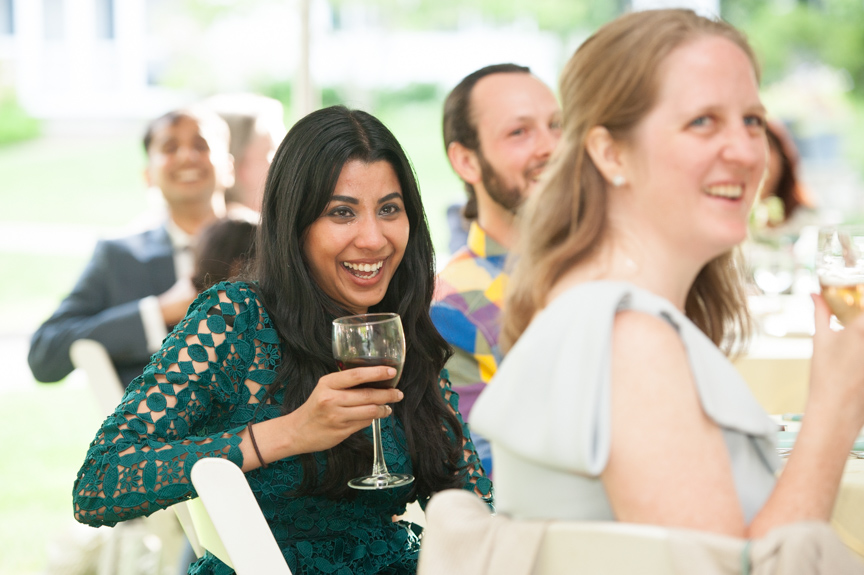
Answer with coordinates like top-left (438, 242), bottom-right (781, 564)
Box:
top-left (247, 423), bottom-right (268, 469)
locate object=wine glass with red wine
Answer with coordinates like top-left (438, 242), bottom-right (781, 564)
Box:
top-left (332, 312), bottom-right (413, 490)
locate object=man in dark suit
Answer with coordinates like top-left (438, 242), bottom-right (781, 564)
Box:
top-left (28, 107), bottom-right (234, 388)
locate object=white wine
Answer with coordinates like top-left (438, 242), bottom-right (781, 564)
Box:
top-left (820, 278), bottom-right (864, 326)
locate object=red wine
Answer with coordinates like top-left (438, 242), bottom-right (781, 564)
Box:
top-left (336, 357), bottom-right (403, 389)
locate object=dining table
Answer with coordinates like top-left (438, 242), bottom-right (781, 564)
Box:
top-left (775, 417), bottom-right (864, 560)
top-left (734, 294), bottom-right (813, 414)
top-left (834, 458), bottom-right (864, 560)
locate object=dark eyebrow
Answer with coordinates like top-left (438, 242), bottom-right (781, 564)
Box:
top-left (378, 192), bottom-right (402, 204)
top-left (328, 195), bottom-right (359, 205)
top-left (327, 192), bottom-right (402, 205)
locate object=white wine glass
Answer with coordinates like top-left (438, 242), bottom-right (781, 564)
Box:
top-left (332, 312), bottom-right (413, 490)
top-left (750, 242), bottom-right (796, 297)
top-left (816, 225), bottom-right (864, 327)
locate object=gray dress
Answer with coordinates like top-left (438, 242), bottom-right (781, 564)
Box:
top-left (472, 281), bottom-right (781, 523)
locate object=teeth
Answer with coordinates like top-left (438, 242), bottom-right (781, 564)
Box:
top-left (176, 169), bottom-right (203, 183)
top-left (342, 260), bottom-right (384, 274)
top-left (704, 184), bottom-right (743, 199)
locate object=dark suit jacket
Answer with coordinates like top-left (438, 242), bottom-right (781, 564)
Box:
top-left (28, 225), bottom-right (176, 388)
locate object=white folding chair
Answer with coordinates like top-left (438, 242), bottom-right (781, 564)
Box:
top-left (532, 522), bottom-right (681, 574)
top-left (418, 489), bottom-right (744, 575)
top-left (188, 457), bottom-right (292, 574)
top-left (69, 338), bottom-right (124, 416)
top-left (172, 500), bottom-right (205, 560)
top-left (69, 338), bottom-right (190, 575)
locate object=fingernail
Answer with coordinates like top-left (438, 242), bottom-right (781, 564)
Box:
top-left (397, 390), bottom-right (404, 400)
top-left (387, 367), bottom-right (397, 376)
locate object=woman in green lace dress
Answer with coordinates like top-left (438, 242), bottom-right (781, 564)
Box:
top-left (72, 106), bottom-right (493, 575)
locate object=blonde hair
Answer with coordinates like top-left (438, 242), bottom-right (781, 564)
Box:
top-left (502, 9), bottom-right (755, 355)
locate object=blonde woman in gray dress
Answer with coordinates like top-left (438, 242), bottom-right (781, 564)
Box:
top-left (473, 9), bottom-right (864, 540)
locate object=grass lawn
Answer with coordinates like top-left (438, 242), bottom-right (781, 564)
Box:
top-left (0, 135), bottom-right (149, 226)
top-left (0, 384), bottom-right (103, 574)
top-left (372, 99), bottom-right (465, 257)
top-left (0, 252), bottom-right (91, 335)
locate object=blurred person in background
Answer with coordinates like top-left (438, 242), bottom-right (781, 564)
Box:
top-left (177, 213), bottom-right (260, 574)
top-left (756, 119), bottom-right (818, 237)
top-left (745, 120), bottom-right (819, 298)
top-left (470, 10), bottom-right (864, 559)
top-left (190, 213), bottom-right (258, 292)
top-left (430, 64), bottom-right (562, 475)
top-left (202, 92), bottom-right (286, 215)
top-left (28, 107), bottom-right (232, 389)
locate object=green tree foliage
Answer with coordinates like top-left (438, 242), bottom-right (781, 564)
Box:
top-left (330, 0), bottom-right (623, 36)
top-left (723, 0), bottom-right (864, 93)
top-left (0, 94), bottom-right (40, 146)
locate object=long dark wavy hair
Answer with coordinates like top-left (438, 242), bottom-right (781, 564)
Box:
top-left (252, 105), bottom-right (464, 500)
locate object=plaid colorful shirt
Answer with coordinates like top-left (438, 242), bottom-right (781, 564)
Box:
top-left (431, 221), bottom-right (508, 422)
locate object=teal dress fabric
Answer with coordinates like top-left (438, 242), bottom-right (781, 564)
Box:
top-left (73, 281), bottom-right (493, 575)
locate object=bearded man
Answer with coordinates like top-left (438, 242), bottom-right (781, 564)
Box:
top-left (431, 64), bottom-right (562, 475)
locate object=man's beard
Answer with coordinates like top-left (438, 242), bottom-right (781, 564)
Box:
top-left (476, 150), bottom-right (525, 214)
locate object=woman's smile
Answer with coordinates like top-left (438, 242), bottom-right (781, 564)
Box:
top-left (342, 258), bottom-right (386, 279)
top-left (304, 160), bottom-right (410, 315)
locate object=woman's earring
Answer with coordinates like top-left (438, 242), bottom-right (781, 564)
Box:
top-left (612, 174), bottom-right (626, 187)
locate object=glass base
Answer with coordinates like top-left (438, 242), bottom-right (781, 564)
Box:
top-left (348, 473), bottom-right (414, 490)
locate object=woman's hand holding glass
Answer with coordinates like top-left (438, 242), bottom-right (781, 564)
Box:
top-left (241, 366), bottom-right (404, 472)
top-left (808, 293), bottom-right (864, 429)
top-left (333, 313), bottom-right (413, 489)
top-left (279, 367), bottom-right (404, 457)
top-left (816, 225), bottom-right (864, 327)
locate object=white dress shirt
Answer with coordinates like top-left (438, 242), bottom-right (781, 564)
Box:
top-left (138, 220), bottom-right (194, 353)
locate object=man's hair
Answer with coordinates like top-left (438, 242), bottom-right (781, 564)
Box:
top-left (442, 63), bottom-right (530, 218)
top-left (201, 93), bottom-right (287, 204)
top-left (142, 107), bottom-right (230, 154)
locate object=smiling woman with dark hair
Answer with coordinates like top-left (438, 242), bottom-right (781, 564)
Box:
top-left (72, 105), bottom-right (492, 575)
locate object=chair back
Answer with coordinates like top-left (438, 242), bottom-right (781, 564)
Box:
top-left (69, 339), bottom-right (124, 416)
top-left (188, 457), bottom-right (292, 574)
top-left (534, 521), bottom-right (677, 574)
top-left (418, 489), bottom-right (746, 575)
top-left (172, 501), bottom-right (205, 560)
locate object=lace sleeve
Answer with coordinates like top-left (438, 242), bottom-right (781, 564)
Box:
top-left (431, 372), bottom-right (494, 509)
top-left (72, 282), bottom-right (278, 527)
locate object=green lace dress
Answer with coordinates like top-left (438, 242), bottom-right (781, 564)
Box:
top-left (73, 281), bottom-right (493, 575)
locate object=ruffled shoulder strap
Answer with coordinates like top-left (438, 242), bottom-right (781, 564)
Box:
top-left (471, 281), bottom-right (777, 477)
top-left (472, 282), bottom-right (628, 475)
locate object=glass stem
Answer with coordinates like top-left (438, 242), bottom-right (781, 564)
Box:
top-left (370, 418), bottom-right (390, 477)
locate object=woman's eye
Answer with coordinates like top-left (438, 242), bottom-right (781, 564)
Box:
top-left (744, 115), bottom-right (765, 128)
top-left (329, 207), bottom-right (354, 218)
top-left (380, 204), bottom-right (401, 216)
top-left (690, 116), bottom-right (710, 128)
top-left (509, 127), bottom-right (526, 137)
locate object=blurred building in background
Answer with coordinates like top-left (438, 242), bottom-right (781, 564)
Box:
top-left (0, 0), bottom-right (183, 130)
top-left (0, 0), bottom-right (861, 214)
top-left (0, 0), bottom-right (571, 129)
